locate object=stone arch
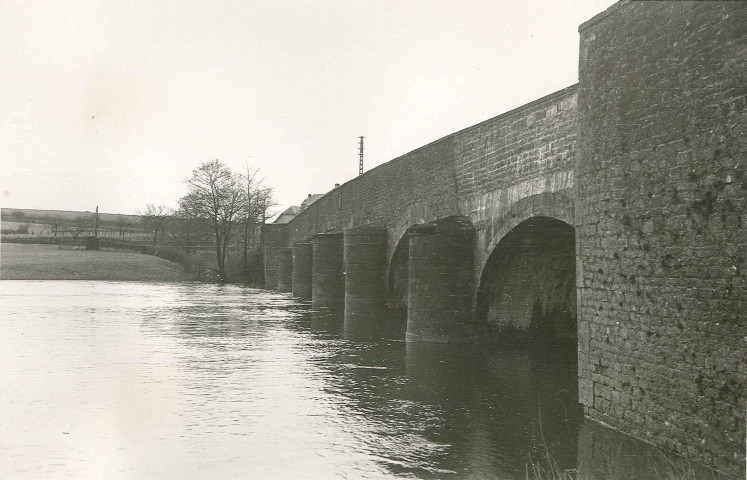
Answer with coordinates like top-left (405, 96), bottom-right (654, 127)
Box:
top-left (388, 201), bottom-right (441, 266)
top-left (475, 192), bottom-right (576, 343)
top-left (478, 191), bottom-right (575, 269)
top-left (386, 226), bottom-right (414, 327)
top-left (387, 215), bottom-right (476, 340)
top-left (385, 202), bottom-right (439, 324)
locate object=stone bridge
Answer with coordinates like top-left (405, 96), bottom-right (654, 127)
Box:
top-left (262, 2), bottom-right (745, 476)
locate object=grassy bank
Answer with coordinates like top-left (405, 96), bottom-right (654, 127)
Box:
top-left (0, 243), bottom-right (186, 281)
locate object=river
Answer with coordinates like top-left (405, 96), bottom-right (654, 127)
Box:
top-left (0, 281), bottom-right (730, 479)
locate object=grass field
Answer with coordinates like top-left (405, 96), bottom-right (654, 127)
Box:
top-left (0, 243), bottom-right (187, 281)
top-left (2, 207), bottom-right (142, 225)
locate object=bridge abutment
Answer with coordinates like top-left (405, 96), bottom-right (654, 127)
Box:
top-left (312, 233), bottom-right (344, 311)
top-left (292, 242), bottom-right (313, 300)
top-left (262, 224), bottom-right (287, 289)
top-left (277, 247), bottom-right (293, 292)
top-left (406, 219), bottom-right (475, 343)
top-left (343, 226), bottom-right (388, 338)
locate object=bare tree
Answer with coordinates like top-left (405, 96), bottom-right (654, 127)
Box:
top-left (168, 200), bottom-right (210, 254)
top-left (254, 185), bottom-right (278, 225)
top-left (49, 219), bottom-right (61, 237)
top-left (239, 167), bottom-right (277, 273)
top-left (69, 215), bottom-right (92, 238)
top-left (114, 215), bottom-right (131, 238)
top-left (140, 204), bottom-right (169, 245)
top-left (240, 166), bottom-right (259, 272)
top-left (180, 160), bottom-right (245, 282)
top-left (254, 185), bottom-right (278, 264)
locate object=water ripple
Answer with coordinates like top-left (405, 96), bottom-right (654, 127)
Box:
top-left (0, 280), bottom-right (648, 480)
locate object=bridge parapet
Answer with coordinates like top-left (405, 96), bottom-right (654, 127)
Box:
top-left (286, 85), bottom-right (579, 268)
top-left (286, 135), bottom-right (460, 252)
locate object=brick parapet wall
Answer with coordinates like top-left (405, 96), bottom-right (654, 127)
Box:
top-left (576, 2), bottom-right (746, 476)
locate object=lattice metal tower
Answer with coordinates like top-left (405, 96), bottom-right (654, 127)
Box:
top-left (358, 136), bottom-right (364, 175)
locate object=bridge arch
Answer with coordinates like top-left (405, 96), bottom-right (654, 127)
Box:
top-left (385, 225), bottom-right (414, 333)
top-left (475, 192), bottom-right (576, 343)
top-left (387, 215), bottom-right (476, 341)
top-left (385, 201), bottom-right (440, 326)
top-left (388, 200), bottom-right (442, 265)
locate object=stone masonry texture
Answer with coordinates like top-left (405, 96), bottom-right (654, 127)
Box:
top-left (576, 2), bottom-right (746, 476)
top-left (275, 1), bottom-right (745, 475)
top-left (286, 85), bottom-right (579, 272)
top-left (262, 224), bottom-right (287, 289)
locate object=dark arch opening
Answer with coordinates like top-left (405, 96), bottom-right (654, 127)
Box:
top-left (385, 230), bottom-right (412, 339)
top-left (476, 217), bottom-right (576, 343)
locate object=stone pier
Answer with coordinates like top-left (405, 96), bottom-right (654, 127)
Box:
top-left (343, 226), bottom-right (388, 338)
top-left (311, 233), bottom-right (344, 311)
top-left (406, 218), bottom-right (475, 343)
top-left (277, 247), bottom-right (293, 292)
top-left (292, 242), bottom-right (313, 300)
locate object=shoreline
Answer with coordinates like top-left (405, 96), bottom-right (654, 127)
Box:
top-left (0, 243), bottom-right (187, 282)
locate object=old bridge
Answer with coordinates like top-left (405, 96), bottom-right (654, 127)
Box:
top-left (262, 2), bottom-right (745, 476)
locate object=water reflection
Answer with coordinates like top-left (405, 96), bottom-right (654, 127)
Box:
top-left (300, 324), bottom-right (580, 478)
top-left (310, 308), bottom-right (344, 336)
top-left (0, 281), bottom-right (733, 479)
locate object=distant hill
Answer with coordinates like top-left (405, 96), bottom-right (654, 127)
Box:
top-left (1, 208), bottom-right (142, 225)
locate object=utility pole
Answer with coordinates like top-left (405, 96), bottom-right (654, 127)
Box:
top-left (358, 136), bottom-right (364, 175)
top-left (94, 206), bottom-right (99, 237)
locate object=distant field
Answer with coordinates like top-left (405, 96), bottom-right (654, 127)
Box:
top-left (1, 207), bottom-right (141, 224)
top-left (1, 207), bottom-right (150, 239)
top-left (0, 243), bottom-right (186, 281)
top-left (1, 221), bottom-right (50, 231)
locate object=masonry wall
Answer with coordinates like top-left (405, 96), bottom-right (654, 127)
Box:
top-left (286, 85), bottom-right (580, 262)
top-left (576, 2), bottom-right (746, 476)
top-left (451, 85), bottom-right (579, 297)
top-left (286, 136), bottom-right (460, 252)
top-left (454, 85), bottom-right (577, 203)
top-left (262, 223), bottom-right (287, 288)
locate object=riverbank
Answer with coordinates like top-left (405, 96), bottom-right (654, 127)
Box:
top-left (0, 243), bottom-right (186, 281)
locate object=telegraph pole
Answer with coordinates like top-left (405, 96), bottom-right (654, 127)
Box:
top-left (358, 136), bottom-right (364, 175)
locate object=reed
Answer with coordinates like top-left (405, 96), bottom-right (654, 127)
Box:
top-left (524, 450), bottom-right (715, 480)
top-left (525, 452), bottom-right (577, 480)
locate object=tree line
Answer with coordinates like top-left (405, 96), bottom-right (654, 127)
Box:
top-left (1, 160), bottom-right (275, 283)
top-left (140, 160), bottom-right (276, 283)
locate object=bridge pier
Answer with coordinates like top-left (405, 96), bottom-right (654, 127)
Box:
top-left (277, 247), bottom-right (293, 292)
top-left (343, 226), bottom-right (388, 338)
top-left (312, 233), bottom-right (344, 311)
top-left (262, 224), bottom-right (287, 289)
top-left (407, 219), bottom-right (475, 343)
top-left (292, 242), bottom-right (313, 300)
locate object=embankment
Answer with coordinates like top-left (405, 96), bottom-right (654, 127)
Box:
top-left (0, 243), bottom-right (186, 281)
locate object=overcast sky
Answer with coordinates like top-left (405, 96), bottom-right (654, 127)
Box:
top-left (1, 0), bottom-right (616, 217)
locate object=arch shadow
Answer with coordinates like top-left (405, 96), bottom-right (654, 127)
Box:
top-left (476, 216), bottom-right (576, 343)
top-left (385, 231), bottom-right (411, 338)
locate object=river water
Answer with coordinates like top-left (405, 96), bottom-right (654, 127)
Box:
top-left (0, 281), bottom-right (730, 479)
